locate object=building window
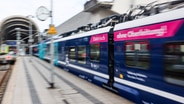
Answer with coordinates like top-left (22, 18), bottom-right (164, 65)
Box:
top-left (164, 42), bottom-right (184, 86)
top-left (78, 46), bottom-right (86, 64)
top-left (90, 44), bottom-right (100, 62)
top-left (69, 47), bottom-right (76, 62)
top-left (125, 41), bottom-right (150, 69)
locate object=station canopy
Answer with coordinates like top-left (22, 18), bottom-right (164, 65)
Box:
top-left (0, 16), bottom-right (39, 44)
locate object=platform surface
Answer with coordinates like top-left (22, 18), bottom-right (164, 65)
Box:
top-left (2, 56), bottom-right (134, 104)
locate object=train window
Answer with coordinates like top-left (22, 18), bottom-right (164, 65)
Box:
top-left (69, 47), bottom-right (76, 62)
top-left (90, 44), bottom-right (100, 62)
top-left (164, 42), bottom-right (184, 86)
top-left (125, 41), bottom-right (150, 69)
top-left (77, 46), bottom-right (86, 64)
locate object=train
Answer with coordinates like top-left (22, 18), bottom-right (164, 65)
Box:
top-left (32, 1), bottom-right (184, 104)
top-left (0, 44), bottom-right (9, 54)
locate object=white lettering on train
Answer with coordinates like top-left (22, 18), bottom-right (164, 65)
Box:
top-left (92, 35), bottom-right (105, 41)
top-left (117, 26), bottom-right (167, 39)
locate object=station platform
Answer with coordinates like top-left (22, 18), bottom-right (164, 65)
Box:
top-left (2, 56), bottom-right (133, 104)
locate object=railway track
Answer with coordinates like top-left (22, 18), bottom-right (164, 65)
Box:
top-left (0, 64), bottom-right (13, 104)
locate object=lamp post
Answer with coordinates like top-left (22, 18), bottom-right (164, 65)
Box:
top-left (26, 15), bottom-right (34, 56)
top-left (36, 0), bottom-right (56, 88)
top-left (49, 0), bottom-right (55, 88)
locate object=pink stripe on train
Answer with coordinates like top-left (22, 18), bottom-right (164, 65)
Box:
top-left (90, 33), bottom-right (108, 44)
top-left (114, 19), bottom-right (183, 41)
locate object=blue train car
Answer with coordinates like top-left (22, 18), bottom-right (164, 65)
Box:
top-left (113, 8), bottom-right (184, 104)
top-left (38, 35), bottom-right (60, 62)
top-left (55, 26), bottom-right (112, 85)
top-left (37, 2), bottom-right (184, 104)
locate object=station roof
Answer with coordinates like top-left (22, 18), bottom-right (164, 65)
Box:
top-left (0, 16), bottom-right (39, 44)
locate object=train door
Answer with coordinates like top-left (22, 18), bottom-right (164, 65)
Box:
top-left (102, 28), bottom-right (118, 92)
top-left (64, 46), bottom-right (69, 67)
top-left (58, 42), bottom-right (65, 61)
top-left (39, 42), bottom-right (46, 59)
top-left (45, 43), bottom-right (51, 60)
top-left (54, 42), bottom-right (58, 65)
top-left (107, 28), bottom-right (115, 87)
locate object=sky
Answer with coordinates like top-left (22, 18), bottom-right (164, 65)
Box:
top-left (0, 0), bottom-right (88, 32)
